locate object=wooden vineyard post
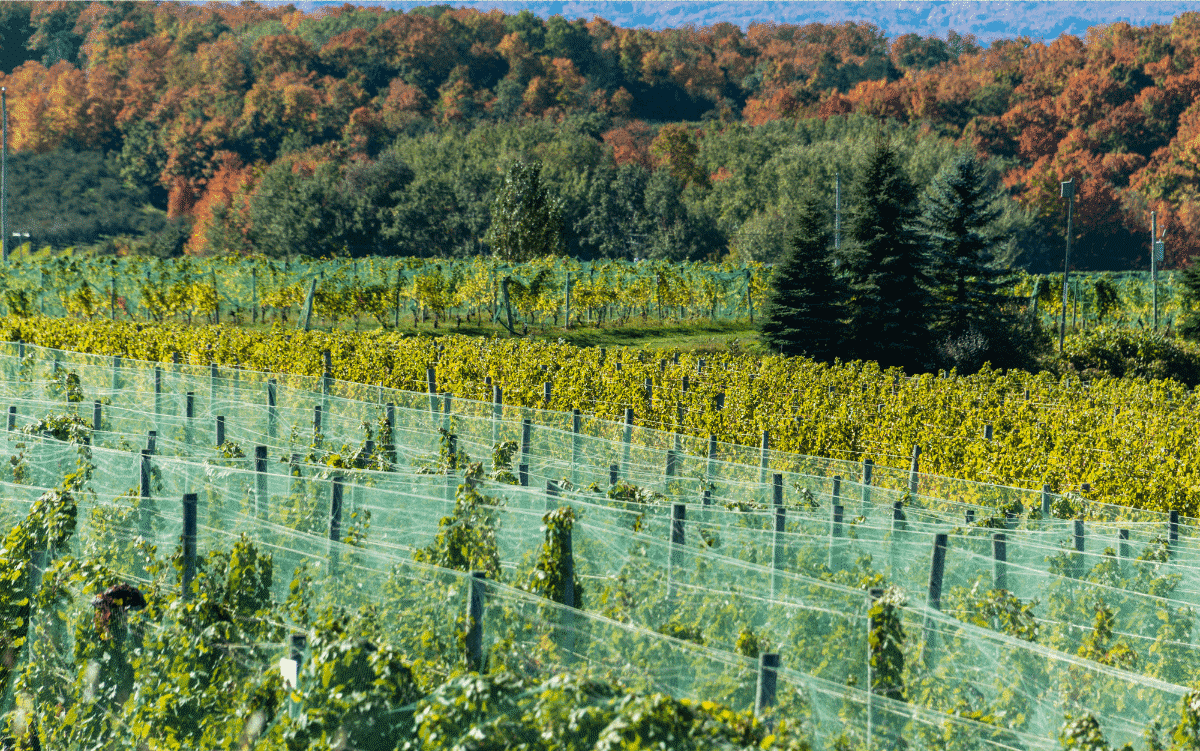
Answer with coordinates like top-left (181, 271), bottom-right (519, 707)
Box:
top-left (609, 464), bottom-right (618, 487)
top-left (426, 367), bottom-right (437, 415)
top-left (829, 502), bottom-right (844, 570)
top-left (465, 571), bottom-right (487, 671)
top-left (908, 445), bottom-right (920, 495)
top-left (621, 408), bottom-right (633, 480)
top-left (184, 393), bottom-right (194, 444)
top-left (927, 533), bottom-right (948, 611)
top-left (182, 493), bottom-right (197, 600)
top-left (1041, 484), bottom-right (1051, 518)
top-left (327, 476), bottom-right (344, 575)
top-left (91, 401), bottom-right (102, 442)
top-left (5, 404), bottom-right (14, 431)
top-left (920, 532), bottom-right (949, 663)
top-left (706, 434), bottom-right (718, 486)
top-left (570, 409), bottom-right (581, 486)
top-left (255, 445), bottom-right (268, 520)
top-left (992, 533), bottom-right (1007, 591)
top-left (300, 278), bottom-right (316, 332)
top-left (313, 406), bottom-right (322, 447)
top-left (665, 449), bottom-right (677, 479)
top-left (154, 366), bottom-right (162, 418)
top-left (755, 653), bottom-right (780, 719)
top-left (759, 431), bottom-right (770, 485)
top-left (1073, 520), bottom-right (1086, 578)
top-left (139, 449), bottom-right (154, 540)
top-left (209, 362), bottom-right (218, 409)
top-left (267, 379), bottom-right (278, 439)
top-left (321, 369), bottom-right (331, 416)
top-left (965, 508), bottom-right (976, 525)
top-left (771, 473), bottom-right (785, 597)
top-left (518, 464), bottom-right (528, 487)
top-left (668, 503), bottom-right (686, 599)
top-left (491, 385), bottom-right (502, 447)
top-left (521, 418), bottom-right (532, 466)
top-left (112, 355), bottom-right (121, 393)
top-left (386, 403), bottom-right (397, 464)
top-left (215, 415), bottom-right (225, 447)
top-left (861, 458), bottom-right (873, 512)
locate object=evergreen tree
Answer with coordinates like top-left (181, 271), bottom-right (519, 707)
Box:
top-left (1179, 261), bottom-right (1200, 341)
top-left (484, 161), bottom-right (564, 262)
top-left (838, 136), bottom-right (930, 370)
top-left (917, 152), bottom-right (1011, 335)
top-left (917, 152), bottom-right (1051, 372)
top-left (759, 196), bottom-right (845, 360)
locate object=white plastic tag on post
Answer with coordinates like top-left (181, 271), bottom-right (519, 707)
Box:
top-left (280, 658), bottom-right (298, 690)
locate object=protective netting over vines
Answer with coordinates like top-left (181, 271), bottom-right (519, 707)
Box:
top-left (5, 342), bottom-right (1200, 748)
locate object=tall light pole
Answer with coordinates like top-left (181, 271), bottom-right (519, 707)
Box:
top-left (1151, 211), bottom-right (1165, 331)
top-left (3, 85), bottom-right (8, 265)
top-left (834, 172), bottom-right (841, 251)
top-left (1059, 178), bottom-right (1075, 353)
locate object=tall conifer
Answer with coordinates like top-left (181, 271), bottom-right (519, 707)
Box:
top-left (760, 195), bottom-right (844, 360)
top-left (917, 152), bottom-right (1010, 335)
top-left (838, 136), bottom-right (930, 370)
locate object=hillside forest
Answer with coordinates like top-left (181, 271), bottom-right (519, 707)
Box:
top-left (0, 2), bottom-right (1198, 270)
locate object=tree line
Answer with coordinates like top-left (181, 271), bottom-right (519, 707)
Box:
top-left (0, 3), bottom-right (1195, 267)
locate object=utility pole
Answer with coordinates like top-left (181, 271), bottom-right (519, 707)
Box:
top-left (1059, 178), bottom-right (1074, 353)
top-left (1151, 211), bottom-right (1164, 331)
top-left (2, 86), bottom-right (8, 265)
top-left (834, 172), bottom-right (841, 251)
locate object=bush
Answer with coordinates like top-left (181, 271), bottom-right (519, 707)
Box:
top-left (1060, 327), bottom-right (1200, 387)
top-left (934, 311), bottom-right (1052, 375)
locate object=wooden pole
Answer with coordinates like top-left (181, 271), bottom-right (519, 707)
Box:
top-left (621, 407), bottom-right (634, 479)
top-left (267, 379), bottom-right (278, 439)
top-left (927, 533), bottom-right (947, 610)
top-left (772, 473), bottom-right (785, 597)
top-left (465, 571), bottom-right (487, 671)
top-left (755, 653), bottom-right (780, 718)
top-left (992, 533), bottom-right (1007, 591)
top-left (328, 476), bottom-right (344, 574)
top-left (182, 493), bottom-right (197, 599)
top-left (255, 445), bottom-right (268, 519)
top-left (139, 449), bottom-right (153, 539)
top-left (300, 278), bottom-right (317, 332)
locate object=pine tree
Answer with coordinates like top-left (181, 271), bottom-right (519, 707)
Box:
top-left (759, 196), bottom-right (845, 360)
top-left (917, 152), bottom-right (1011, 336)
top-left (1178, 261), bottom-right (1200, 341)
top-left (484, 161), bottom-right (564, 262)
top-left (838, 136), bottom-right (930, 370)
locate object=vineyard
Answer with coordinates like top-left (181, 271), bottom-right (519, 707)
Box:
top-left (6, 316), bottom-right (1200, 517)
top-left (0, 254), bottom-right (1189, 334)
top-left (2, 342), bottom-right (1200, 749)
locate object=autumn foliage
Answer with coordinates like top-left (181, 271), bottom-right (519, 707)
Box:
top-left (1, 2), bottom-right (1199, 266)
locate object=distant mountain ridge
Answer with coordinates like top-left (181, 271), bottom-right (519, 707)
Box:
top-left (330, 1), bottom-right (1196, 42)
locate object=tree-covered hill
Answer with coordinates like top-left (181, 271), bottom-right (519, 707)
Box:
top-left (0, 2), bottom-right (1197, 268)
